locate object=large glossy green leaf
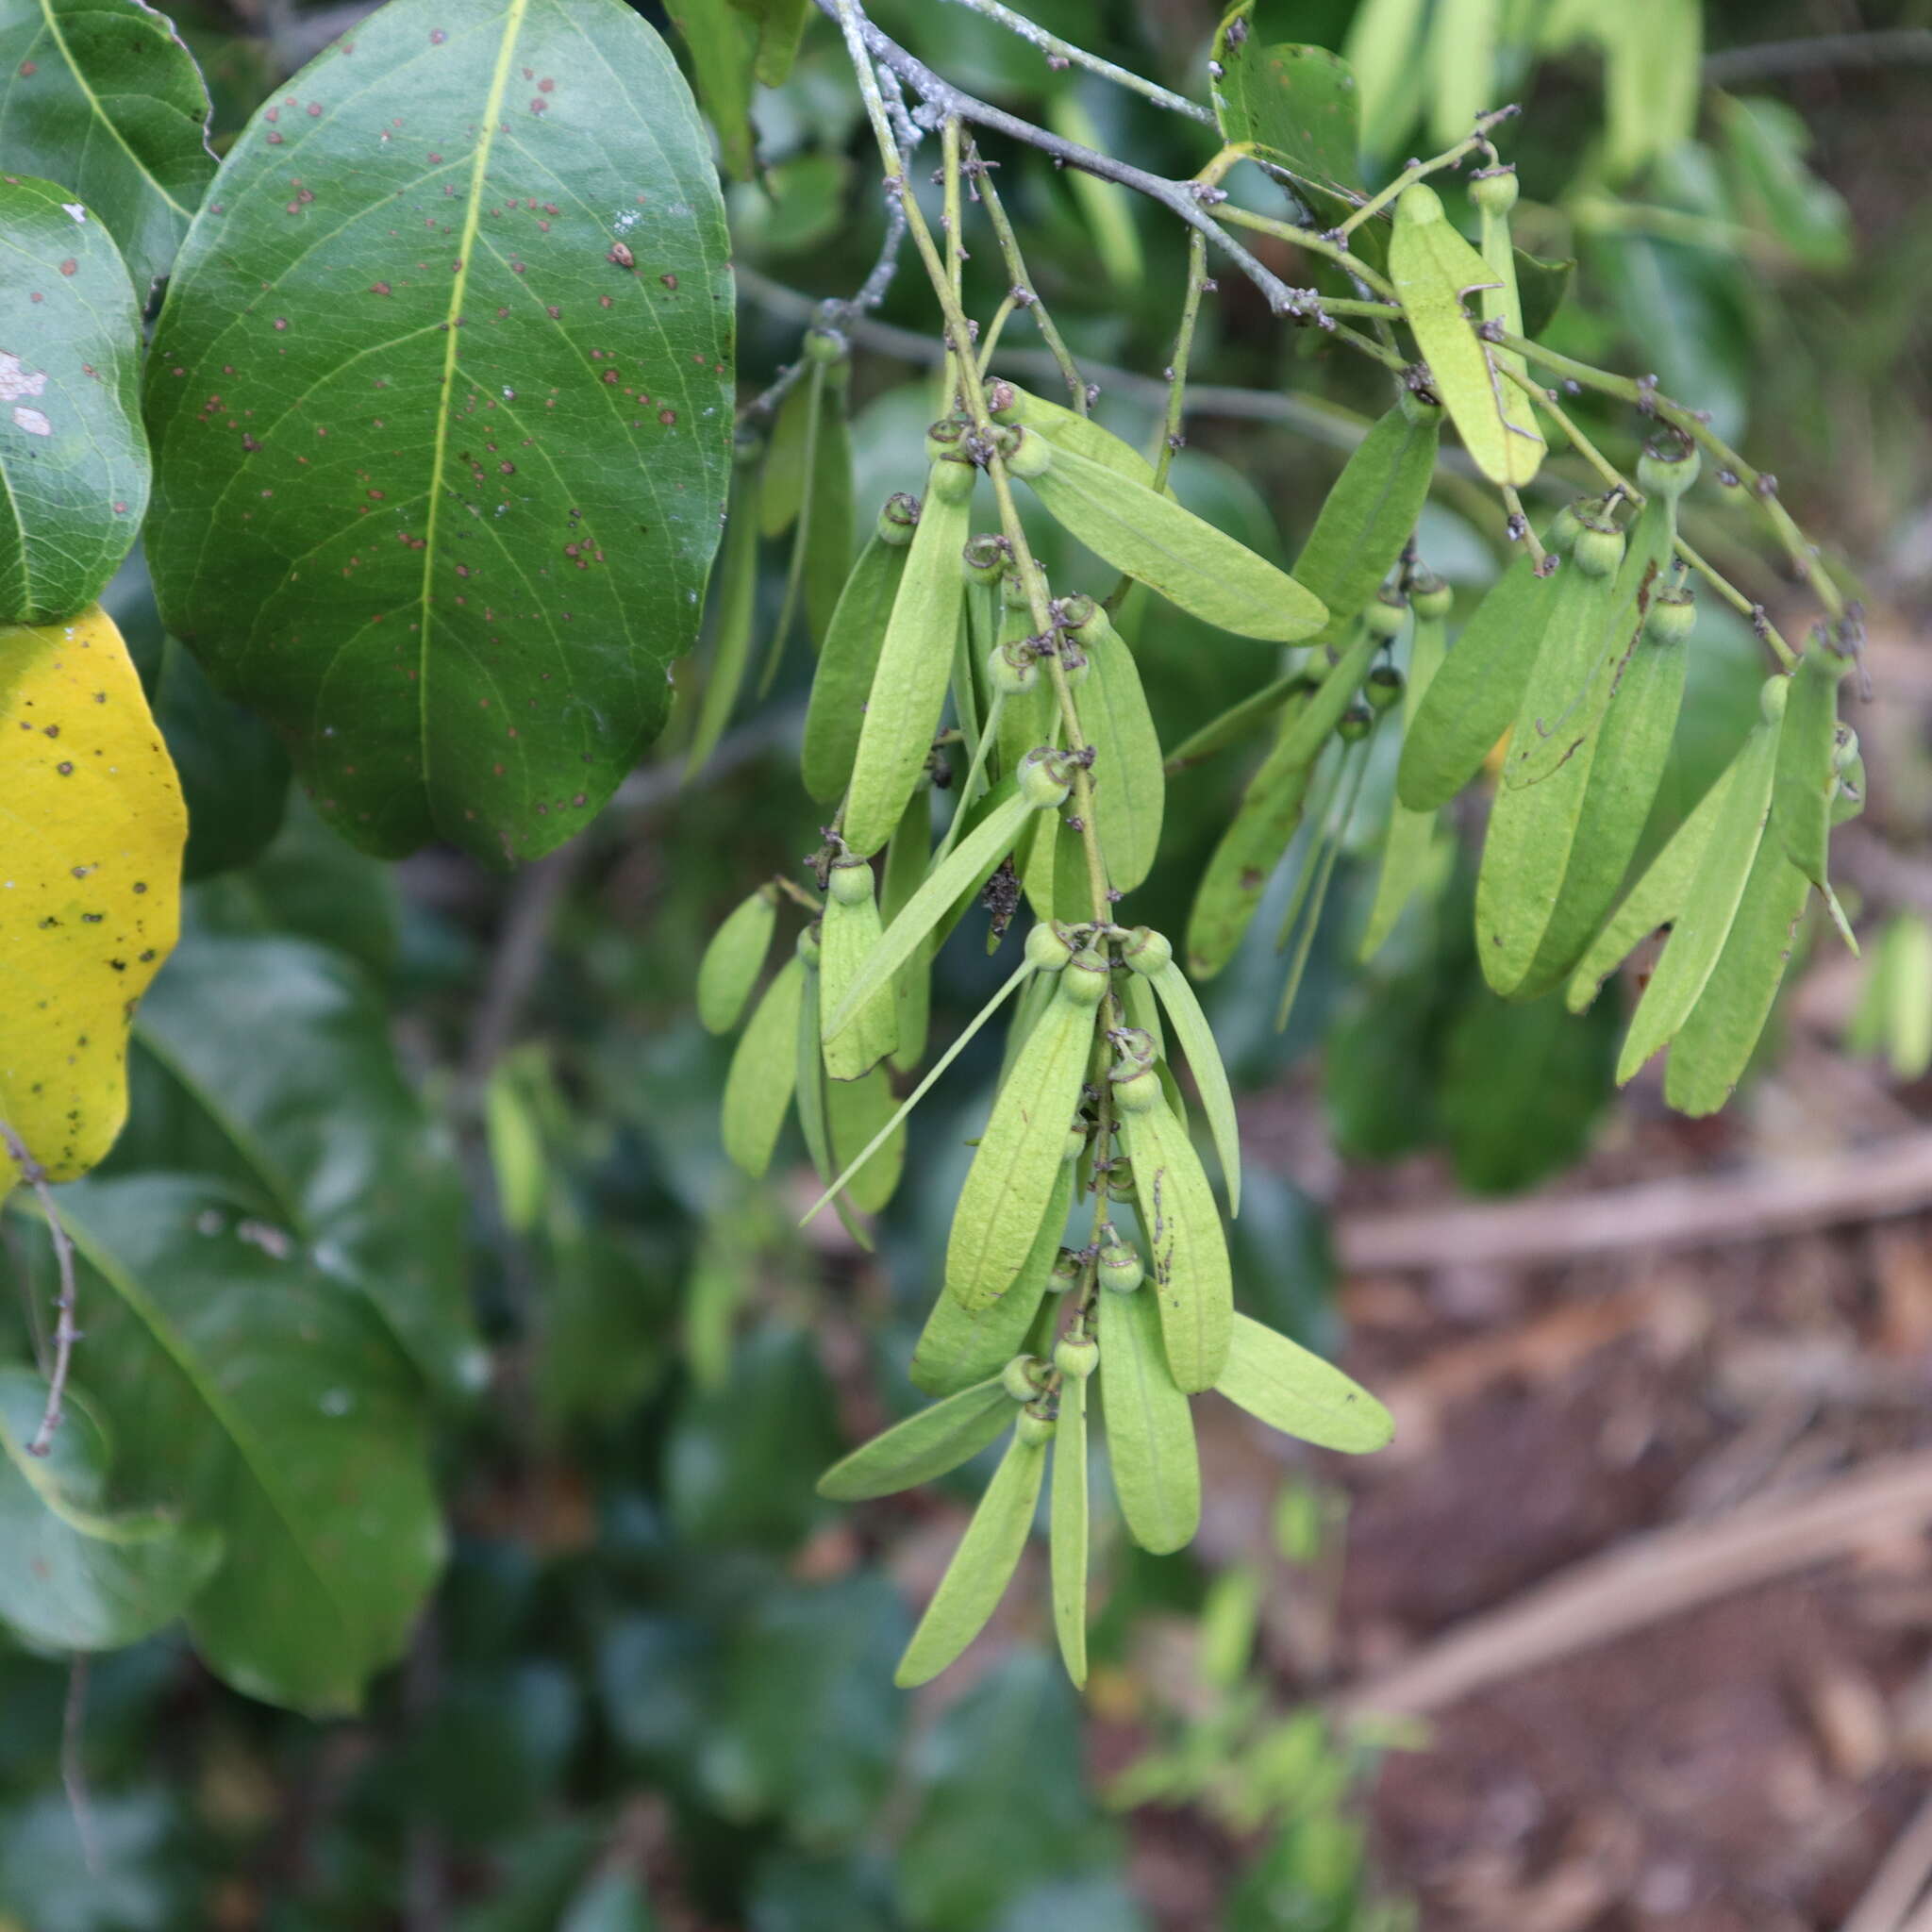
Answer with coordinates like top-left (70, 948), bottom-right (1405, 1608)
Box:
top-left (0, 0), bottom-right (215, 297)
top-left (0, 1366), bottom-right (222, 1651)
top-left (142, 0), bottom-right (733, 865)
top-left (1209, 7), bottom-right (1361, 195)
top-left (122, 929), bottom-right (484, 1394)
top-left (42, 1174), bottom-right (443, 1714)
top-left (0, 177), bottom-right (148, 623)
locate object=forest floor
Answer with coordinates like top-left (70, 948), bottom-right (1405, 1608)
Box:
top-left (1112, 956), bottom-right (1932, 1931)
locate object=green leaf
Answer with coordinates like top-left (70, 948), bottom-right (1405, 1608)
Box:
top-left (1209, 8), bottom-right (1361, 196)
top-left (685, 459), bottom-right (762, 780)
top-left (1096, 1280), bottom-right (1198, 1555)
top-left (1120, 1089), bottom-right (1232, 1394)
top-left (751, 0), bottom-right (808, 88)
top-left (1718, 93), bottom-right (1851, 273)
top-left (1049, 1369), bottom-right (1088, 1688)
top-left (944, 973), bottom-right (1094, 1313)
top-left (1145, 959), bottom-right (1241, 1216)
top-left (143, 0), bottom-right (733, 866)
top-left (0, 178), bottom-right (149, 624)
top-left (1341, 0), bottom-right (1428, 160)
top-left (894, 1427), bottom-right (1043, 1688)
top-left (816, 1375), bottom-right (1013, 1501)
top-left (824, 785), bottom-right (1035, 1043)
top-left (1515, 248), bottom-right (1574, 341)
top-left (1390, 183), bottom-right (1545, 490)
top-left (1289, 402), bottom-right (1441, 648)
top-left (0, 0), bottom-right (215, 297)
top-left (125, 928), bottom-right (483, 1394)
top-left (0, 1367), bottom-right (222, 1652)
top-left (1617, 691), bottom-right (1783, 1083)
top-left (805, 362), bottom-right (856, 649)
top-left (43, 1174), bottom-right (443, 1714)
top-left (1023, 441), bottom-right (1327, 644)
top-left (1213, 1312), bottom-right (1391, 1453)
top-left (148, 635), bottom-right (291, 881)
top-left (1662, 835), bottom-right (1810, 1117)
top-left (665, 0), bottom-right (756, 179)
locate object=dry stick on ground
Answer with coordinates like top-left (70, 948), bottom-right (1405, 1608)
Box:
top-left (1339, 1447), bottom-right (1932, 1722)
top-left (1336, 1131), bottom-right (1932, 1276)
top-left (0, 1121), bottom-right (80, 1456)
top-left (1843, 1789), bottom-right (1932, 1932)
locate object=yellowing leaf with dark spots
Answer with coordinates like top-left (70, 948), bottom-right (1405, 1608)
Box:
top-left (0, 607), bottom-right (186, 1182)
top-left (142, 0), bottom-right (733, 867)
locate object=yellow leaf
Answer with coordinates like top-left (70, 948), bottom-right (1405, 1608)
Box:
top-left (1, 607), bottom-right (186, 1182)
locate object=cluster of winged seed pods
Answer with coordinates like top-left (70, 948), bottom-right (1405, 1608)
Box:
top-left (694, 382), bottom-right (1404, 1685)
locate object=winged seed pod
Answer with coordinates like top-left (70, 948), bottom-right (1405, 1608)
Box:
top-left (721, 954), bottom-right (803, 1178)
top-left (1290, 401), bottom-right (1441, 648)
top-left (816, 1374), bottom-right (1015, 1501)
top-left (1390, 182), bottom-right (1545, 490)
top-left (944, 953), bottom-right (1106, 1312)
top-left (1361, 580), bottom-right (1451, 960)
top-left (841, 454), bottom-right (974, 857)
top-left (1097, 1266), bottom-right (1201, 1554)
top-left (1474, 509), bottom-right (1626, 994)
top-left (1773, 639), bottom-right (1854, 892)
top-left (793, 928), bottom-right (871, 1250)
top-left (1472, 165), bottom-right (1527, 408)
top-left (894, 1426), bottom-right (1047, 1688)
top-left (696, 884), bottom-right (778, 1035)
top-left (1050, 1366), bottom-right (1091, 1687)
top-left (825, 1066), bottom-right (907, 1215)
top-left (800, 495), bottom-right (917, 805)
top-left (1566, 758), bottom-right (1741, 1015)
top-left (805, 353), bottom-right (858, 649)
top-left (1011, 429), bottom-right (1328, 642)
top-left (1514, 503), bottom-right (1696, 998)
top-left (1615, 681), bottom-right (1788, 1085)
top-left (1058, 596), bottom-right (1164, 892)
top-left (820, 858), bottom-right (899, 1080)
top-left (1187, 621), bottom-right (1379, 978)
top-left (881, 782), bottom-right (935, 1073)
top-left (684, 448), bottom-right (762, 782)
top-left (912, 1160), bottom-right (1074, 1397)
top-left (1116, 1074), bottom-right (1233, 1394)
top-left (1214, 1313), bottom-right (1393, 1453)
top-left (988, 380), bottom-right (1158, 487)
top-left (1660, 834), bottom-right (1813, 1117)
top-left (1124, 927), bottom-right (1241, 1216)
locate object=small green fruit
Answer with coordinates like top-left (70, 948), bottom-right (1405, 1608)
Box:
top-left (1020, 747), bottom-right (1073, 810)
top-left (1123, 926), bottom-right (1173, 975)
top-left (1054, 1335), bottom-right (1099, 1379)
top-left (1408, 571), bottom-right (1453, 620)
top-left (1025, 922), bottom-right (1075, 972)
top-left (1470, 166), bottom-right (1519, 215)
top-left (1098, 1240), bottom-right (1143, 1293)
top-left (1016, 1404), bottom-right (1057, 1445)
top-left (1002, 1355), bottom-right (1045, 1402)
top-left (1365, 665), bottom-right (1405, 712)
top-left (1645, 586), bottom-right (1696, 645)
top-left (1364, 591), bottom-right (1407, 640)
top-left (826, 858), bottom-right (874, 907)
top-left (1572, 516), bottom-right (1624, 579)
top-left (1337, 700), bottom-right (1375, 742)
top-left (1062, 947), bottom-right (1110, 1005)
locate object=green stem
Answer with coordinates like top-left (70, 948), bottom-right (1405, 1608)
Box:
top-left (969, 140), bottom-right (1089, 412)
top-left (1328, 109), bottom-right (1521, 241)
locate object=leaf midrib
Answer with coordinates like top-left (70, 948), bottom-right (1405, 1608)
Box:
top-left (37, 0), bottom-right (192, 220)
top-left (417, 0), bottom-right (532, 823)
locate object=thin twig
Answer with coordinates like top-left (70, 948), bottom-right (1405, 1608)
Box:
top-left (62, 1657), bottom-right (100, 1874)
top-left (935, 0), bottom-right (1214, 123)
top-left (967, 140), bottom-right (1088, 410)
top-left (1326, 107), bottom-right (1521, 241)
top-left (1702, 28), bottom-right (1932, 85)
top-left (1, 1121), bottom-right (79, 1457)
top-left (808, 0), bottom-right (1329, 324)
top-left (1340, 1447), bottom-right (1932, 1720)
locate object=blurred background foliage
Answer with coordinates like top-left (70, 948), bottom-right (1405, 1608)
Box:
top-left (4, 0), bottom-right (1929, 1925)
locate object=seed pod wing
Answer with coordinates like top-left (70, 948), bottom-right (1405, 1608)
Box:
top-left (944, 976), bottom-right (1096, 1311)
top-left (721, 956), bottom-right (803, 1177)
top-left (1050, 1372), bottom-right (1090, 1687)
top-left (1097, 1278), bottom-right (1200, 1555)
top-left (1214, 1312), bottom-right (1393, 1452)
top-left (1121, 1091), bottom-right (1233, 1393)
top-left (1067, 604), bottom-right (1164, 893)
top-left (894, 1429), bottom-right (1046, 1687)
top-left (697, 886), bottom-right (778, 1035)
top-left (1023, 441), bottom-right (1326, 642)
top-left (1616, 703), bottom-right (1784, 1084)
top-left (801, 526), bottom-right (911, 805)
top-left (816, 1376), bottom-right (1014, 1501)
top-left (1772, 644), bottom-right (1850, 891)
top-left (1147, 960), bottom-right (1242, 1217)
